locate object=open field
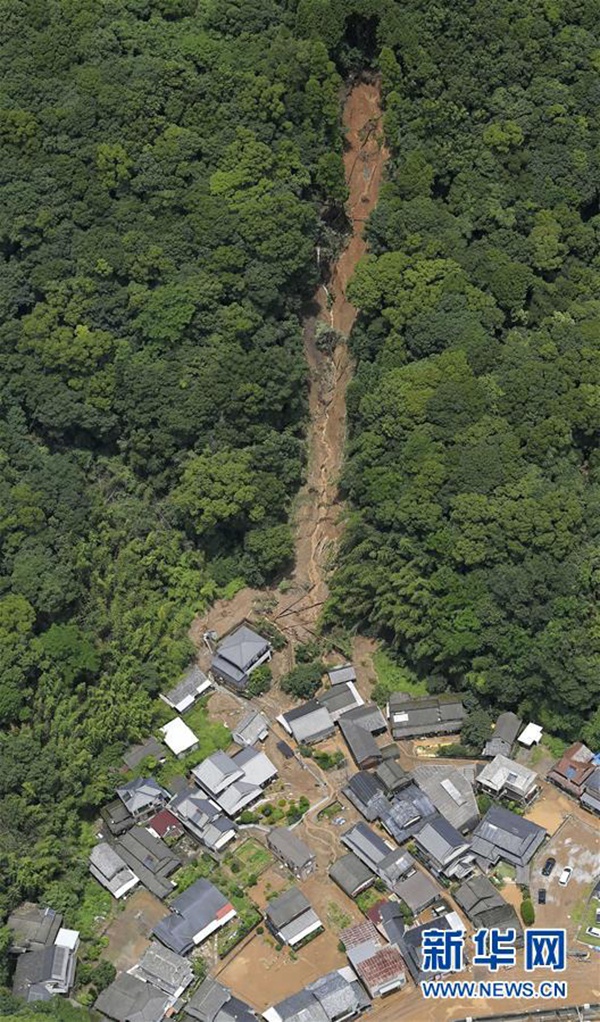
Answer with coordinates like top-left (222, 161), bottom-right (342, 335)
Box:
top-left (100, 889), bottom-right (168, 971)
top-left (528, 814), bottom-right (600, 941)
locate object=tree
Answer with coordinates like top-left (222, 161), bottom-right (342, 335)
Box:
top-left (461, 709), bottom-right (493, 752)
top-left (280, 663), bottom-right (324, 700)
top-left (520, 898), bottom-right (535, 926)
top-left (246, 666), bottom-right (272, 697)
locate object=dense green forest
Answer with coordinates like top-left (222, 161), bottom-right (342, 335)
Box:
top-left (1, 0), bottom-right (599, 947)
top-left (324, 0), bottom-right (600, 743)
top-left (0, 0), bottom-right (350, 916)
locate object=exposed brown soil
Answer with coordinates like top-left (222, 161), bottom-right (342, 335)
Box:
top-left (290, 80), bottom-right (388, 626)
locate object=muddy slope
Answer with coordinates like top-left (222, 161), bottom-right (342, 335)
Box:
top-left (290, 80), bottom-right (388, 622)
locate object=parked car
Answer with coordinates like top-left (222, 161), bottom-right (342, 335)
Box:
top-left (538, 889), bottom-right (546, 904)
top-left (558, 866), bottom-right (573, 886)
top-left (541, 857), bottom-right (556, 877)
top-left (586, 926), bottom-right (600, 939)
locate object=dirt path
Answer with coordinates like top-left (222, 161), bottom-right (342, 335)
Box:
top-left (290, 80), bottom-right (388, 625)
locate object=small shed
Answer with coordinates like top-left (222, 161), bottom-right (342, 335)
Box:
top-left (517, 723), bottom-right (543, 747)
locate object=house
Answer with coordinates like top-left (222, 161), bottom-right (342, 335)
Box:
top-left (413, 817), bottom-right (474, 880)
top-left (477, 755), bottom-right (539, 805)
top-left (160, 718), bottom-right (199, 758)
top-left (232, 710), bottom-right (269, 747)
top-left (377, 847), bottom-right (418, 893)
top-left (483, 712), bottom-right (522, 759)
top-left (102, 799), bottom-right (135, 836)
top-left (279, 700), bottom-right (335, 745)
top-left (210, 625), bottom-right (272, 693)
top-left (95, 973), bottom-right (171, 1022)
top-left (129, 942), bottom-right (193, 999)
top-left (454, 875), bottom-right (522, 938)
top-left (387, 694), bottom-right (466, 741)
top-left (169, 786), bottom-right (237, 851)
top-left (263, 968), bottom-right (370, 1022)
top-left (380, 743), bottom-right (401, 760)
top-left (192, 748), bottom-right (277, 817)
top-left (13, 944), bottom-right (77, 1003)
top-left (338, 719), bottom-right (381, 769)
top-left (341, 823), bottom-right (395, 874)
top-left (153, 879), bottom-right (236, 955)
top-left (340, 920), bottom-right (406, 999)
top-left (116, 778), bottom-right (170, 821)
top-left (470, 806), bottom-right (546, 870)
top-left (341, 703), bottom-right (387, 734)
top-left (186, 977), bottom-right (258, 1022)
top-left (317, 682), bottom-right (364, 723)
top-left (376, 903), bottom-right (405, 947)
top-left (267, 828), bottom-right (316, 880)
top-left (147, 808), bottom-right (184, 842)
top-left (123, 737), bottom-right (167, 771)
top-left (327, 665), bottom-right (357, 686)
top-left (393, 869), bottom-right (440, 916)
top-left (517, 722), bottom-right (543, 748)
top-left (7, 903), bottom-right (62, 954)
top-left (160, 665), bottom-right (211, 714)
top-left (412, 764), bottom-right (479, 833)
top-left (397, 915), bottom-right (462, 984)
top-left (581, 766), bottom-right (600, 815)
top-left (374, 760), bottom-right (410, 796)
top-left (89, 842), bottom-right (139, 899)
top-left (547, 742), bottom-right (595, 798)
top-left (265, 889), bottom-right (322, 947)
top-left (113, 827), bottom-right (181, 900)
top-left (378, 783), bottom-right (437, 844)
top-left (343, 772), bottom-right (387, 821)
top-left (329, 854), bottom-right (375, 899)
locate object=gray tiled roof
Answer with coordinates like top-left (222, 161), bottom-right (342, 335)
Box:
top-left (153, 879), bottom-right (233, 955)
top-left (267, 828), bottom-right (315, 871)
top-left (329, 853), bottom-right (374, 897)
top-left (123, 738), bottom-right (167, 771)
top-left (341, 822), bottom-right (390, 870)
top-left (344, 771), bottom-right (386, 820)
top-left (379, 783), bottom-right (437, 844)
top-left (162, 665), bottom-right (209, 708)
top-left (412, 763), bottom-right (479, 831)
top-left (266, 888), bottom-right (312, 931)
top-left (375, 759), bottom-right (410, 793)
top-left (454, 874), bottom-right (522, 935)
top-left (95, 973), bottom-right (171, 1022)
top-left (269, 990), bottom-right (329, 1022)
top-left (193, 752), bottom-right (243, 795)
top-left (232, 710), bottom-right (269, 746)
top-left (327, 665), bottom-right (357, 685)
top-left (7, 903), bottom-right (62, 952)
top-left (316, 683), bottom-right (361, 718)
top-left (394, 870), bottom-right (439, 914)
top-left (477, 755), bottom-right (538, 797)
top-left (338, 719), bottom-right (381, 766)
top-left (471, 806), bottom-right (546, 868)
top-left (415, 816), bottom-right (468, 865)
top-left (130, 942), bottom-right (193, 997)
top-left (116, 778), bottom-right (169, 817)
top-left (283, 701), bottom-right (335, 743)
top-left (342, 703), bottom-right (387, 733)
top-left (388, 694), bottom-right (466, 738)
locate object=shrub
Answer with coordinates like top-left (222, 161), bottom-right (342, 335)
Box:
top-left (247, 665), bottom-right (272, 697)
top-left (280, 662), bottom-right (324, 699)
top-left (521, 898), bottom-right (535, 925)
top-left (295, 641), bottom-right (321, 663)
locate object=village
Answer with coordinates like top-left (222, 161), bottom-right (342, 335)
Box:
top-left (6, 595), bottom-right (600, 1022)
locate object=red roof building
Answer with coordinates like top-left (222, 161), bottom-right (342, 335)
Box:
top-left (147, 809), bottom-right (184, 841)
top-left (547, 742), bottom-right (595, 797)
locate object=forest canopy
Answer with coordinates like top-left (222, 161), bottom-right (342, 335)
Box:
top-left (0, 0), bottom-right (346, 914)
top-left (324, 0), bottom-right (600, 743)
top-left (0, 0), bottom-right (599, 937)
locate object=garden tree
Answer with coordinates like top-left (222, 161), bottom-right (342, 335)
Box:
top-left (246, 666), bottom-right (272, 698)
top-left (280, 662), bottom-right (325, 700)
top-left (461, 709), bottom-right (493, 752)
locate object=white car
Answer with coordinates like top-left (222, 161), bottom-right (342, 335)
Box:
top-left (558, 866), bottom-right (573, 886)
